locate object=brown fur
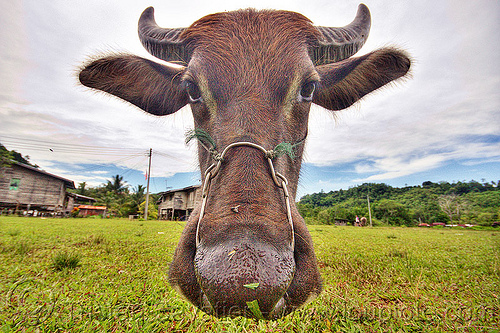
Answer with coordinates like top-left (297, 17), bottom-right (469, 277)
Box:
top-left (79, 55), bottom-right (188, 115)
top-left (79, 7), bottom-right (410, 319)
top-left (314, 48), bottom-right (411, 110)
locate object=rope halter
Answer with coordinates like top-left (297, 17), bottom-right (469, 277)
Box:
top-left (186, 129), bottom-right (304, 250)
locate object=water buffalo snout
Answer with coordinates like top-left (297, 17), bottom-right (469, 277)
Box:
top-left (194, 239), bottom-right (295, 319)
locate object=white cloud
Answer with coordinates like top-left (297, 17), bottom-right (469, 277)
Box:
top-left (1, 0), bottom-right (499, 194)
top-left (304, 0), bottom-right (500, 185)
top-left (355, 155), bottom-right (448, 182)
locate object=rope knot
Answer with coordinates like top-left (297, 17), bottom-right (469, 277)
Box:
top-left (210, 149), bottom-right (222, 161)
top-left (265, 150), bottom-right (277, 159)
top-left (186, 128), bottom-right (305, 161)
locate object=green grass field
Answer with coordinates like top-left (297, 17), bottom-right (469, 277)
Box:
top-left (0, 217), bottom-right (498, 332)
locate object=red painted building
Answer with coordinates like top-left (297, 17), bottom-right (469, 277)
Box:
top-left (77, 205), bottom-right (106, 217)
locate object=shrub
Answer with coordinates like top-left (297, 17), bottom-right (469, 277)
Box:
top-left (15, 241), bottom-right (31, 255)
top-left (8, 230), bottom-right (20, 237)
top-left (88, 234), bottom-right (106, 246)
top-left (51, 252), bottom-right (81, 271)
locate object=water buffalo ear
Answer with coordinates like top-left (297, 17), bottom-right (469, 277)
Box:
top-left (79, 54), bottom-right (188, 115)
top-left (313, 48), bottom-right (411, 111)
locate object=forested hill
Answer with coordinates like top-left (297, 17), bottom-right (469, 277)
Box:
top-left (297, 181), bottom-right (500, 226)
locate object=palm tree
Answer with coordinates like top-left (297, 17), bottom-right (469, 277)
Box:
top-left (105, 174), bottom-right (128, 195)
top-left (77, 182), bottom-right (87, 195)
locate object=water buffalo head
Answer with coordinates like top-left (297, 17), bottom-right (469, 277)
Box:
top-left (79, 4), bottom-right (410, 319)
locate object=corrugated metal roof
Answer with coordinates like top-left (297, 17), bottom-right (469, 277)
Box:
top-left (67, 192), bottom-right (97, 202)
top-left (158, 184), bottom-right (201, 196)
top-left (77, 205), bottom-right (106, 210)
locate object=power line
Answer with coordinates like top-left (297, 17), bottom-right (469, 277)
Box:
top-left (1, 135), bottom-right (195, 194)
top-left (121, 156), bottom-right (149, 179)
top-left (1, 135), bottom-right (189, 163)
top-left (0, 135), bottom-right (145, 156)
top-left (154, 150), bottom-right (192, 165)
top-left (0, 135), bottom-right (143, 150)
top-left (1, 135), bottom-right (193, 184)
top-left (78, 154), bottom-right (147, 174)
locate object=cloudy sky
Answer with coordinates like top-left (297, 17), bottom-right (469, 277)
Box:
top-left (1, 0), bottom-right (499, 198)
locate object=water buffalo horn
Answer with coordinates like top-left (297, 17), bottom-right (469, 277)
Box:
top-left (138, 5), bottom-right (370, 66)
top-left (138, 7), bottom-right (190, 64)
top-left (312, 4), bottom-right (371, 65)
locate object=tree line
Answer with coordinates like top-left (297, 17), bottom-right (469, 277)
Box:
top-left (298, 181), bottom-right (500, 226)
top-left (3, 144), bottom-right (499, 224)
top-left (0, 144), bottom-right (38, 168)
top-left (70, 175), bottom-right (159, 219)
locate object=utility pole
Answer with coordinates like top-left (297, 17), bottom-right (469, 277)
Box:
top-left (144, 148), bottom-right (152, 220)
top-left (367, 194), bottom-right (373, 227)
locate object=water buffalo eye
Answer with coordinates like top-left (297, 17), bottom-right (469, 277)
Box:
top-left (186, 81), bottom-right (202, 103)
top-left (299, 81), bottom-right (316, 102)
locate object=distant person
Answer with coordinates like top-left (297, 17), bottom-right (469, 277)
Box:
top-left (355, 215), bottom-right (360, 226)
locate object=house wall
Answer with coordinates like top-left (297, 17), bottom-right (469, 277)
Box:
top-left (158, 186), bottom-right (201, 220)
top-left (0, 164), bottom-right (66, 211)
top-left (187, 189), bottom-right (202, 211)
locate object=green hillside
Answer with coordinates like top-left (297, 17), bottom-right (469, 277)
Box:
top-left (298, 180), bottom-right (500, 226)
